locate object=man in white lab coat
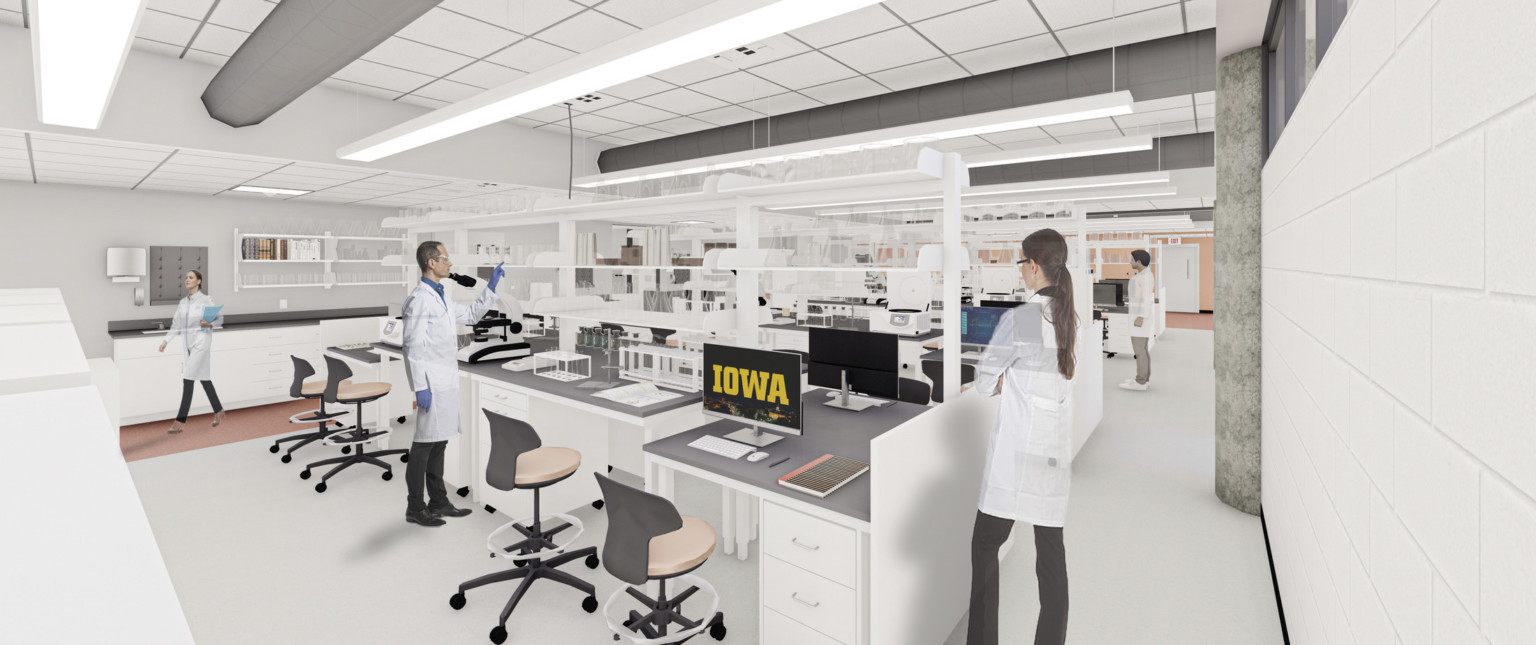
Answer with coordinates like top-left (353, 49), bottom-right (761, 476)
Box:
top-left (1119, 249), bottom-right (1155, 391)
top-left (401, 241), bottom-right (503, 527)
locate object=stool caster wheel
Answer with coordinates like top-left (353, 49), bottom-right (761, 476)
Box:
top-left (300, 470), bottom-right (312, 480)
top-left (484, 505), bottom-right (497, 514)
top-left (457, 486), bottom-right (470, 497)
top-left (280, 454), bottom-right (292, 464)
top-left (489, 625), bottom-right (507, 644)
top-left (315, 482), bottom-right (327, 493)
top-left (709, 613), bottom-right (727, 640)
top-left (585, 554), bottom-right (599, 569)
top-left (449, 593), bottom-right (466, 610)
top-left (342, 445), bottom-right (352, 454)
top-left (614, 635), bottom-right (621, 641)
top-left (382, 471), bottom-right (393, 481)
top-left (401, 454), bottom-right (409, 464)
top-left (513, 558), bottom-right (530, 567)
top-left (592, 499), bottom-right (604, 510)
top-left (582, 596), bottom-right (598, 613)
top-left (269, 444), bottom-right (279, 454)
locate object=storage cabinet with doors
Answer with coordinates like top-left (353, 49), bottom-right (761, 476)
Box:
top-left (115, 324), bottom-right (323, 425)
top-left (759, 501), bottom-right (869, 645)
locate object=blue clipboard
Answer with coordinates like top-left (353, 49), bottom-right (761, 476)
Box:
top-left (201, 305), bottom-right (223, 323)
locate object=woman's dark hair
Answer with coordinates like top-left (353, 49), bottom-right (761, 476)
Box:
top-left (187, 269), bottom-right (205, 295)
top-left (1022, 229), bottom-right (1078, 380)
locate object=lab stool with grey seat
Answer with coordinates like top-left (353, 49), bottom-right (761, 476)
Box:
top-left (595, 473), bottom-right (727, 643)
top-left (448, 410), bottom-right (601, 645)
top-left (269, 356), bottom-right (352, 463)
top-left (299, 356), bottom-right (408, 493)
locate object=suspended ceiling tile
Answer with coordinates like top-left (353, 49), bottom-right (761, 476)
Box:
top-left (1114, 106), bottom-right (1195, 129)
top-left (798, 76), bottom-right (887, 105)
top-left (979, 126), bottom-right (1053, 145)
top-left (1032, 0), bottom-right (1176, 30)
top-left (688, 71), bottom-right (788, 105)
top-left (147, 0), bottom-right (214, 21)
top-left (351, 175), bottom-right (449, 190)
top-left (291, 192), bottom-right (362, 203)
top-left (269, 164), bottom-right (379, 181)
top-left (242, 177), bottom-right (345, 190)
top-left (608, 126), bottom-right (673, 142)
top-left (591, 134), bottom-right (634, 146)
top-left (28, 140), bottom-right (170, 162)
top-left (361, 37), bottom-right (476, 77)
top-left (1195, 103), bottom-right (1214, 120)
top-left (748, 51), bottom-right (858, 91)
top-left (134, 38), bottom-right (186, 58)
top-left (439, 0), bottom-right (582, 36)
top-left (397, 8), bottom-right (520, 58)
top-left (1135, 94), bottom-right (1195, 112)
top-left (881, 0), bottom-right (991, 23)
top-left (595, 0), bottom-right (713, 29)
top-left (533, 122), bottom-right (601, 139)
top-left (170, 152), bottom-right (286, 173)
top-left (396, 94), bottom-right (451, 109)
top-left (913, 1), bottom-right (1048, 54)
top-left (150, 169), bottom-right (258, 183)
top-left (747, 91), bottom-right (822, 117)
top-left (602, 76), bottom-right (675, 101)
top-left (691, 105), bottom-right (766, 127)
top-left (1196, 117), bottom-right (1214, 132)
top-left (536, 10), bottom-right (636, 54)
top-left (1152, 198), bottom-right (1204, 209)
top-left (592, 102), bottom-right (678, 127)
top-left (928, 135), bottom-right (994, 152)
top-left (1055, 131), bottom-right (1129, 144)
top-left (952, 34), bottom-right (1064, 75)
top-left (320, 78), bottom-right (403, 102)
top-left (821, 26), bottom-right (943, 75)
top-left (568, 113), bottom-right (635, 135)
top-left (788, 5), bottom-right (902, 49)
top-left (637, 88), bottom-right (730, 116)
top-left (1201, 197), bottom-right (1215, 207)
top-left (648, 116), bottom-right (715, 136)
top-left (207, 0), bottom-right (273, 31)
top-left (519, 105), bottom-right (579, 123)
top-left (50, 178), bottom-right (143, 190)
top-left (412, 79), bottom-right (484, 102)
top-left (1101, 200), bottom-right (1159, 211)
top-left (1156, 120), bottom-right (1199, 136)
top-left (720, 34), bottom-right (811, 72)
top-left (1185, 0), bottom-right (1217, 31)
top-left (505, 116), bottom-right (544, 128)
top-left (867, 57), bottom-right (968, 92)
top-left (485, 38), bottom-right (577, 73)
top-left (190, 24), bottom-right (248, 56)
top-left (1194, 91), bottom-right (1215, 105)
top-left (183, 48), bottom-right (230, 67)
top-left (137, 9), bottom-right (201, 48)
top-left (1055, 4), bottom-right (1185, 55)
top-left (650, 58), bottom-right (734, 87)
top-left (1041, 117), bottom-right (1121, 137)
top-left (565, 92), bottom-right (621, 113)
top-left (331, 59), bottom-right (436, 93)
top-left (32, 163), bottom-right (149, 179)
top-left (447, 61), bottom-right (526, 88)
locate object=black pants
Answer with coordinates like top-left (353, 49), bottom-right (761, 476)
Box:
top-left (406, 440), bottom-right (450, 514)
top-left (967, 510), bottom-right (1068, 645)
top-left (175, 379), bottom-right (223, 423)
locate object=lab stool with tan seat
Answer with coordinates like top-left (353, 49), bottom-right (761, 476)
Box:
top-left (269, 356), bottom-right (352, 463)
top-left (299, 356), bottom-right (408, 493)
top-left (595, 473), bottom-right (727, 644)
top-left (448, 410), bottom-right (601, 644)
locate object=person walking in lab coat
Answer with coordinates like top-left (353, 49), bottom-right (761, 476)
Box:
top-left (157, 270), bottom-right (225, 434)
top-left (401, 241), bottom-right (503, 527)
top-left (1119, 249), bottom-right (1155, 391)
top-left (968, 229), bottom-right (1078, 645)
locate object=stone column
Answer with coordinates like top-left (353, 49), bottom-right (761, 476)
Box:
top-left (1214, 47), bottom-right (1263, 516)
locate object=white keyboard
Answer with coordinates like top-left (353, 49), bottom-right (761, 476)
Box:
top-left (687, 435), bottom-right (756, 460)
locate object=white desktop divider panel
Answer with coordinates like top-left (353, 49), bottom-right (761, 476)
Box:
top-left (0, 322), bottom-right (92, 396)
top-left (869, 388), bottom-right (997, 645)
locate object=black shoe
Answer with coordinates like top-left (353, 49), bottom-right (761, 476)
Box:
top-left (406, 509), bottom-right (446, 527)
top-left (428, 503), bottom-right (472, 518)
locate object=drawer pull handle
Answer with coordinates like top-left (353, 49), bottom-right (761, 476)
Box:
top-left (790, 537), bottom-right (820, 551)
top-left (791, 593), bottom-right (820, 608)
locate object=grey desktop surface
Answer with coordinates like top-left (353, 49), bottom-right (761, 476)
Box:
top-left (326, 346), bottom-right (381, 364)
top-left (760, 320), bottom-right (943, 343)
top-left (920, 349), bottom-right (982, 365)
top-left (369, 338), bottom-right (701, 418)
top-left (643, 390), bottom-right (932, 522)
top-left (107, 306), bottom-right (388, 337)
top-left (1095, 305), bottom-right (1130, 314)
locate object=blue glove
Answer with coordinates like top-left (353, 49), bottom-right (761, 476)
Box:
top-left (415, 389), bottom-right (431, 412)
top-left (487, 262), bottom-right (505, 292)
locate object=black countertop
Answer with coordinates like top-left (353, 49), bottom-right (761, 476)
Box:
top-left (643, 390), bottom-right (931, 522)
top-left (108, 307), bottom-right (388, 339)
top-left (920, 348), bottom-right (983, 365)
top-left (326, 345), bottom-right (381, 364)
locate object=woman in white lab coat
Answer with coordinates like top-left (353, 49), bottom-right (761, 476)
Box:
top-left (158, 270), bottom-right (226, 434)
top-left (967, 228), bottom-right (1078, 645)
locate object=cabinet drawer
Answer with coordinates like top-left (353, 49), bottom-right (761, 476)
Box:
top-left (115, 336), bottom-right (171, 360)
top-left (479, 382), bottom-right (529, 413)
top-left (763, 556), bottom-right (856, 644)
top-left (763, 609), bottom-right (844, 645)
top-left (217, 325), bottom-right (321, 351)
top-left (762, 502), bottom-right (857, 588)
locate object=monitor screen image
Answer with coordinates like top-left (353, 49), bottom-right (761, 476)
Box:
top-left (702, 343), bottom-right (803, 434)
top-left (808, 327), bottom-right (900, 399)
top-left (1093, 282), bottom-right (1122, 306)
top-left (960, 306), bottom-right (1006, 345)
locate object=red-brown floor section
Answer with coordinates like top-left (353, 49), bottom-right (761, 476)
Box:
top-left (1166, 312), bottom-right (1214, 330)
top-left (120, 399), bottom-right (326, 462)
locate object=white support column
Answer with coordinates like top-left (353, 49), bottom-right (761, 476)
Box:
top-left (734, 201), bottom-right (761, 348)
top-left (558, 220), bottom-right (577, 351)
top-left (942, 153), bottom-right (965, 401)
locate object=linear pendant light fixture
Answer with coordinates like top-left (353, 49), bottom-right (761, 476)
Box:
top-left (572, 91), bottom-right (1136, 188)
top-left (28, 0), bottom-right (148, 129)
top-left (337, 0), bottom-right (885, 162)
top-left (962, 135), bottom-right (1154, 168)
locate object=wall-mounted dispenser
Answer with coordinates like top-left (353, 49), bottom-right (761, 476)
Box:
top-left (107, 248), bottom-right (146, 282)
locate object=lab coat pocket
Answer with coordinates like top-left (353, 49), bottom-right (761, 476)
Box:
top-left (1020, 397), bottom-right (1069, 500)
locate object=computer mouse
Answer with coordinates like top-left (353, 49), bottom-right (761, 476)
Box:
top-left (747, 451), bottom-right (770, 462)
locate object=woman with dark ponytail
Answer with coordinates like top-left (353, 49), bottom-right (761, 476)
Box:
top-left (967, 228), bottom-right (1078, 645)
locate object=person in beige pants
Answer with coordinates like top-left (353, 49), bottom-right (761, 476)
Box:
top-left (1119, 250), bottom-right (1154, 391)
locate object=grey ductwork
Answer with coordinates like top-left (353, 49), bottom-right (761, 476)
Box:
top-left (597, 30), bottom-right (1216, 173)
top-left (202, 0), bottom-right (444, 128)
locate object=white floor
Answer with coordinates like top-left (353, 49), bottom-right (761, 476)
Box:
top-left (129, 328), bottom-right (1282, 645)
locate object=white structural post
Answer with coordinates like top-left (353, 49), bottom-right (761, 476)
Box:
top-left (734, 201), bottom-right (761, 347)
top-left (942, 153), bottom-right (965, 400)
top-left (558, 220), bottom-right (577, 351)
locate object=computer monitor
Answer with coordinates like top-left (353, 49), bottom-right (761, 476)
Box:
top-left (960, 306), bottom-right (1007, 345)
top-left (979, 299), bottom-right (1023, 309)
top-left (1093, 282), bottom-right (1123, 307)
top-left (808, 328), bottom-right (899, 411)
top-left (703, 343), bottom-right (803, 447)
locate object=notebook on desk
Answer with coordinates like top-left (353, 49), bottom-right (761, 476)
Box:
top-left (778, 454), bottom-right (869, 498)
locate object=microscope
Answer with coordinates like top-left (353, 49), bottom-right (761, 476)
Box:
top-left (450, 273), bottom-right (534, 364)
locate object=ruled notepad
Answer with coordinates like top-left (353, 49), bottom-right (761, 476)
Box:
top-left (777, 455), bottom-right (869, 499)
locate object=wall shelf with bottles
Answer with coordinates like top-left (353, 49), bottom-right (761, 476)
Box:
top-left (232, 227), bottom-right (409, 292)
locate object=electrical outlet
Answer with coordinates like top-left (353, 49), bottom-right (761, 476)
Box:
top-left (279, 299), bottom-right (288, 309)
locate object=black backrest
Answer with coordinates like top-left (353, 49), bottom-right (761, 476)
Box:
top-left (289, 356), bottom-right (316, 399)
top-left (920, 361), bottom-right (976, 403)
top-left (650, 327), bottom-right (675, 344)
top-left (322, 355), bottom-right (353, 404)
top-left (484, 409), bottom-right (541, 492)
top-left (595, 473), bottom-right (685, 586)
top-left (897, 377), bottom-right (931, 405)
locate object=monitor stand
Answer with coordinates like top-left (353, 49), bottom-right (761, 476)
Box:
top-left (823, 369), bottom-right (877, 412)
top-left (723, 426), bottom-right (782, 448)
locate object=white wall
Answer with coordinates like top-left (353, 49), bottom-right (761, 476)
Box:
top-left (0, 25), bottom-right (607, 189)
top-left (0, 181), bottom-right (410, 359)
top-left (1260, 0), bottom-right (1536, 643)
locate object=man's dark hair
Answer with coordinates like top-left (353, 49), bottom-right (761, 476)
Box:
top-left (1131, 249), bottom-right (1152, 267)
top-left (416, 241), bottom-right (445, 272)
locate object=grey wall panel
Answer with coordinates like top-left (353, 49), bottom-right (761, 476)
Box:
top-left (597, 30), bottom-right (1217, 172)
